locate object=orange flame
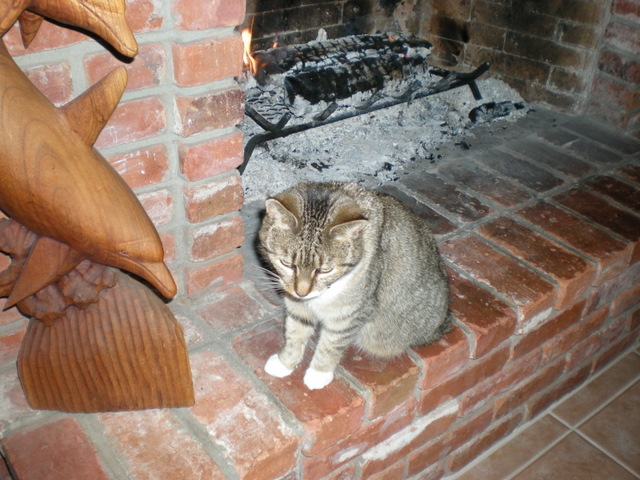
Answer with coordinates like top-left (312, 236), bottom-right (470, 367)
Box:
top-left (242, 28), bottom-right (258, 75)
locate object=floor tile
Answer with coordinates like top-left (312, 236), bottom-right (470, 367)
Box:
top-left (511, 433), bottom-right (636, 480)
top-left (552, 352), bottom-right (640, 426)
top-left (454, 415), bottom-right (567, 480)
top-left (579, 381), bottom-right (640, 476)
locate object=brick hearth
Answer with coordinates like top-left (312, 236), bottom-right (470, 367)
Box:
top-left (2, 107), bottom-right (638, 479)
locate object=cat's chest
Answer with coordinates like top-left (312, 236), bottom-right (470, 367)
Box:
top-left (289, 269), bottom-right (360, 321)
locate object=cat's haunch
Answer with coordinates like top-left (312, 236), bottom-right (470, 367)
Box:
top-left (258, 182), bottom-right (451, 390)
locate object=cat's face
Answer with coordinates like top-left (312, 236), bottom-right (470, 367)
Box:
top-left (259, 196), bottom-right (367, 300)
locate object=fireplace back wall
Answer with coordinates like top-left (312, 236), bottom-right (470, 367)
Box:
top-left (244, 0), bottom-right (639, 137)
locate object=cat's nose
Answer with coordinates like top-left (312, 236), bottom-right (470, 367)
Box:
top-left (294, 277), bottom-right (313, 297)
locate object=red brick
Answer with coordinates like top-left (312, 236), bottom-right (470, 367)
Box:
top-left (591, 74), bottom-right (640, 110)
top-left (447, 411), bottom-right (522, 473)
top-left (518, 201), bottom-right (632, 283)
top-left (493, 360), bottom-right (564, 418)
top-left (302, 400), bottom-right (416, 479)
top-left (512, 301), bottom-right (586, 360)
top-left (407, 409), bottom-right (492, 477)
top-left (173, 0), bottom-right (246, 30)
top-left (479, 218), bottom-right (595, 308)
top-left (598, 50), bottom-right (640, 84)
top-left (526, 364), bottom-right (591, 419)
top-left (0, 319), bottom-right (27, 364)
top-left (441, 236), bottom-right (556, 324)
top-left (587, 263), bottom-right (640, 316)
top-left (125, 0), bottom-right (163, 32)
top-left (24, 62), bottom-right (72, 106)
top-left (360, 400), bottom-right (459, 477)
top-left (587, 175), bottom-right (640, 213)
top-left (184, 173), bottom-right (244, 223)
top-left (108, 145), bottom-right (169, 188)
top-left (175, 88), bottom-right (244, 137)
top-left (85, 43), bottom-right (166, 92)
top-left (618, 164), bottom-right (640, 183)
top-left (418, 346), bottom-right (510, 415)
top-left (605, 21), bottom-right (640, 54)
top-left (613, 0), bottom-right (640, 19)
top-left (179, 130), bottom-right (243, 181)
top-left (438, 160), bottom-right (532, 207)
top-left (401, 173), bottom-right (492, 223)
top-left (197, 285), bottom-right (265, 330)
top-left (542, 305), bottom-right (609, 365)
top-left (321, 463), bottom-right (358, 480)
top-left (187, 214), bottom-right (244, 261)
top-left (447, 269), bottom-right (516, 358)
top-left (188, 350), bottom-right (299, 480)
top-left (506, 138), bottom-right (594, 178)
top-left (592, 328), bottom-right (640, 373)
top-left (159, 230), bottom-right (177, 264)
top-left (175, 313), bottom-right (204, 346)
top-left (95, 97), bottom-right (166, 148)
top-left (0, 369), bottom-right (31, 433)
top-left (342, 346), bottom-right (420, 419)
top-left (1, 418), bottom-right (110, 480)
top-left (232, 321), bottom-right (366, 455)
top-left (414, 325), bottom-right (470, 389)
top-left (173, 36), bottom-right (244, 86)
top-left (138, 189), bottom-right (173, 227)
top-left (4, 22), bottom-right (87, 55)
top-left (184, 251), bottom-right (244, 297)
top-left (611, 285), bottom-right (640, 317)
top-left (368, 460), bottom-right (407, 480)
top-left (565, 315), bottom-right (628, 371)
top-left (460, 350), bottom-right (543, 416)
top-left (101, 409), bottom-right (226, 480)
top-left (475, 149), bottom-right (565, 192)
top-left (0, 299), bottom-right (23, 326)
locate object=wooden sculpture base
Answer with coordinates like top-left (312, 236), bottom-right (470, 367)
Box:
top-left (1, 220), bottom-right (194, 413)
top-left (17, 271), bottom-right (194, 412)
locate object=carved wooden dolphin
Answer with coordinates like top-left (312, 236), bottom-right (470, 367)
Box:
top-left (0, 40), bottom-right (176, 305)
top-left (0, 0), bottom-right (137, 56)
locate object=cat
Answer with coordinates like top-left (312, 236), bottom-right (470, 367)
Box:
top-left (258, 182), bottom-right (451, 390)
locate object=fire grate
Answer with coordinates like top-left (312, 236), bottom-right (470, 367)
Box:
top-left (240, 33), bottom-right (490, 173)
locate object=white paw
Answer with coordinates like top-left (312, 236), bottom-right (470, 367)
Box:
top-left (303, 368), bottom-right (334, 390)
top-left (264, 354), bottom-right (294, 378)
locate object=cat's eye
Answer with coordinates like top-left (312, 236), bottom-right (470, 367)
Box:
top-left (279, 259), bottom-right (295, 269)
top-left (316, 267), bottom-right (333, 275)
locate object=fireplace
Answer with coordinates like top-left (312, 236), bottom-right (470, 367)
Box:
top-left (244, 0), bottom-right (639, 135)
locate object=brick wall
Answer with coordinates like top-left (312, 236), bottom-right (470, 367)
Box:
top-left (1, 0), bottom-right (248, 307)
top-left (243, 0), bottom-right (423, 50)
top-left (420, 0), bottom-right (609, 113)
top-left (587, 0), bottom-right (640, 137)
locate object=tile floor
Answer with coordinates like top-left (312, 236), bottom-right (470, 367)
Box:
top-left (451, 347), bottom-right (640, 480)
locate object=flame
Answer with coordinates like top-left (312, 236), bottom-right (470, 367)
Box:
top-left (242, 28), bottom-right (257, 75)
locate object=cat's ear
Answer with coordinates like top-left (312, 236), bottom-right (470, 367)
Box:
top-left (330, 219), bottom-right (367, 240)
top-left (265, 198), bottom-right (299, 229)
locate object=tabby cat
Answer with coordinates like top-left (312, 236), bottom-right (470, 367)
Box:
top-left (258, 182), bottom-right (451, 389)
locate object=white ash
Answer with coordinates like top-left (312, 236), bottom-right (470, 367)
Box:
top-left (241, 77), bottom-right (527, 205)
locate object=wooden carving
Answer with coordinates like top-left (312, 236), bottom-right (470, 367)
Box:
top-left (0, 0), bottom-right (194, 411)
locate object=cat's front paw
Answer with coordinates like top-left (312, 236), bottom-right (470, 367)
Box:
top-left (303, 368), bottom-right (334, 390)
top-left (264, 354), bottom-right (294, 378)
